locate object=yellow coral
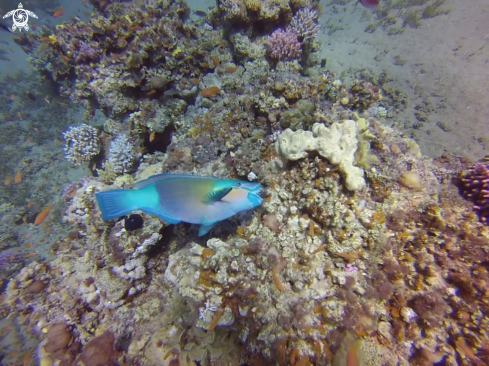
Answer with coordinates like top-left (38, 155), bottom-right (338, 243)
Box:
top-left (244, 0), bottom-right (260, 11)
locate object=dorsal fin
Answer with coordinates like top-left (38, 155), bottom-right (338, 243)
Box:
top-left (203, 187), bottom-right (232, 204)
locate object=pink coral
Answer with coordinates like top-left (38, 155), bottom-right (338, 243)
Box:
top-left (268, 28), bottom-right (302, 61)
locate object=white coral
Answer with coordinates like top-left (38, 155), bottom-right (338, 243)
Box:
top-left (276, 120), bottom-right (366, 191)
top-left (107, 134), bottom-right (141, 175)
top-left (289, 8), bottom-right (320, 42)
top-left (63, 124), bottom-right (100, 165)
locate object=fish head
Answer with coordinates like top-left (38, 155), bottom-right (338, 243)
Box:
top-left (211, 180), bottom-right (263, 210)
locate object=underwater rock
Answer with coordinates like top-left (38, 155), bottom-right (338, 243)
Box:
top-left (80, 331), bottom-right (116, 366)
top-left (398, 171), bottom-right (422, 190)
top-left (44, 323), bottom-right (73, 353)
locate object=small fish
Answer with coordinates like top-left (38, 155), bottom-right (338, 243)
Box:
top-left (192, 9), bottom-right (207, 18)
top-left (35, 205), bottom-right (52, 225)
top-left (4, 176), bottom-right (12, 186)
top-left (346, 340), bottom-right (362, 366)
top-left (53, 9), bottom-right (65, 18)
top-left (23, 351), bottom-right (32, 366)
top-left (200, 86), bottom-right (221, 98)
top-left (14, 171), bottom-right (22, 184)
top-left (163, 88), bottom-right (180, 98)
top-left (358, 0), bottom-right (379, 8)
top-left (96, 174), bottom-right (263, 236)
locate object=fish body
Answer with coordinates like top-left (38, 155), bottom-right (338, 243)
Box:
top-left (358, 0), bottom-right (379, 8)
top-left (192, 9), bottom-right (207, 18)
top-left (95, 174), bottom-right (263, 236)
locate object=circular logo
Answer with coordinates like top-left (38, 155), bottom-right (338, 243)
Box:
top-left (12, 8), bottom-right (29, 29)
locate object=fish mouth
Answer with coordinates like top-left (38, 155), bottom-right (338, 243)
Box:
top-left (247, 191), bottom-right (263, 207)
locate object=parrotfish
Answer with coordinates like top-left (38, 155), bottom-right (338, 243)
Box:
top-left (358, 0), bottom-right (379, 8)
top-left (95, 174), bottom-right (263, 236)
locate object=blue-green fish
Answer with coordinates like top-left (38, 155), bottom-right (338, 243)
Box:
top-left (95, 174), bottom-right (263, 236)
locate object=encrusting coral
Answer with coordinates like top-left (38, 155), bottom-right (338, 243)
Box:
top-left (276, 119), bottom-right (367, 191)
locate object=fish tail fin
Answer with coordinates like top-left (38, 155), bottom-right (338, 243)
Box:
top-left (95, 190), bottom-right (140, 220)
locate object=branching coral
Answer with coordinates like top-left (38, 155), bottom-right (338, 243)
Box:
top-left (62, 124), bottom-right (100, 165)
top-left (267, 28), bottom-right (302, 61)
top-left (289, 7), bottom-right (320, 42)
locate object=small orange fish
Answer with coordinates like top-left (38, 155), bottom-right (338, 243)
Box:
top-left (26, 137), bottom-right (32, 143)
top-left (39, 37), bottom-right (51, 43)
top-left (34, 205), bottom-right (52, 225)
top-left (335, 252), bottom-right (359, 260)
top-left (57, 101), bottom-right (68, 106)
top-left (24, 242), bottom-right (34, 249)
top-left (53, 9), bottom-right (64, 18)
top-left (24, 253), bottom-right (38, 258)
top-left (146, 90), bottom-right (156, 96)
top-left (59, 53), bottom-right (71, 62)
top-left (200, 86), bottom-right (221, 97)
top-left (45, 96), bottom-right (50, 104)
top-left (4, 176), bottom-right (12, 186)
top-left (130, 26), bottom-right (143, 32)
top-left (346, 340), bottom-right (361, 366)
top-left (189, 78), bottom-right (200, 85)
top-left (34, 128), bottom-right (39, 132)
top-left (23, 351), bottom-right (32, 366)
top-left (14, 171), bottom-right (22, 184)
top-left (226, 66), bottom-right (238, 74)
top-left (136, 146), bottom-right (147, 155)
top-left (149, 131), bottom-right (156, 142)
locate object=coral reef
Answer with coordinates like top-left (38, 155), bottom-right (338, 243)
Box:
top-left (2, 1), bottom-right (486, 365)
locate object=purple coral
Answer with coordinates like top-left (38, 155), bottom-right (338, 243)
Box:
top-left (268, 28), bottom-right (302, 61)
top-left (461, 162), bottom-right (489, 224)
top-left (76, 43), bottom-right (99, 63)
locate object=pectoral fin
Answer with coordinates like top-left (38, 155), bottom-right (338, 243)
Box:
top-left (198, 223), bottom-right (216, 236)
top-left (203, 187), bottom-right (232, 204)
